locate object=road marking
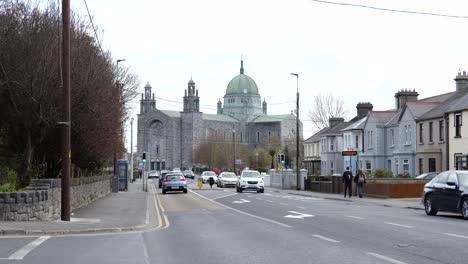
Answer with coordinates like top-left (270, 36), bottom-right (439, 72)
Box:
top-left (385, 222), bottom-right (412, 228)
top-left (346, 215), bottom-right (365, 220)
top-left (284, 211), bottom-right (314, 219)
top-left (232, 199), bottom-right (250, 204)
top-left (367, 252), bottom-right (408, 264)
top-left (70, 217), bottom-right (101, 223)
top-left (8, 236), bottom-right (50, 260)
top-left (296, 206), bottom-right (306, 209)
top-left (256, 198), bottom-right (263, 200)
top-left (189, 190), bottom-right (291, 228)
top-left (444, 233), bottom-right (468, 239)
top-left (212, 193), bottom-right (238, 200)
top-left (280, 203), bottom-right (288, 205)
top-left (312, 234), bottom-right (339, 243)
top-left (155, 190), bottom-right (170, 229)
top-left (266, 200), bottom-right (273, 203)
top-left (247, 195), bottom-right (253, 198)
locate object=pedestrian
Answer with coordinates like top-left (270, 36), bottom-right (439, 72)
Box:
top-left (208, 176), bottom-right (215, 188)
top-left (342, 167), bottom-right (353, 199)
top-left (354, 169), bottom-right (366, 198)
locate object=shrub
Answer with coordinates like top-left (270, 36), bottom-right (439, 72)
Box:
top-left (0, 167), bottom-right (20, 191)
top-left (373, 169), bottom-right (393, 178)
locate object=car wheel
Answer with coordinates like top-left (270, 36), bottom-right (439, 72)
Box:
top-left (461, 197), bottom-right (468, 220)
top-left (260, 189), bottom-right (264, 193)
top-left (162, 190), bottom-right (166, 194)
top-left (183, 189), bottom-right (188, 194)
top-left (425, 195), bottom-right (438, 216)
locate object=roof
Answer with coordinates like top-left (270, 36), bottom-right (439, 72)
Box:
top-left (322, 121), bottom-right (352, 135)
top-left (304, 127), bottom-right (329, 143)
top-left (403, 101), bottom-right (441, 120)
top-left (202, 113), bottom-right (239, 122)
top-left (251, 114), bottom-right (292, 123)
top-left (419, 91), bottom-right (456, 103)
top-left (160, 110), bottom-right (181, 118)
top-left (225, 61), bottom-right (259, 96)
top-left (418, 92), bottom-right (466, 120)
top-left (446, 92), bottom-right (468, 113)
top-left (366, 111), bottom-right (399, 126)
top-left (342, 116), bottom-right (367, 131)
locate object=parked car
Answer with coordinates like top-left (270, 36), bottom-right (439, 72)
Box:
top-left (416, 172), bottom-right (439, 180)
top-left (162, 173), bottom-right (187, 194)
top-left (172, 167), bottom-right (181, 172)
top-left (217, 172), bottom-right (237, 188)
top-left (236, 170), bottom-right (264, 193)
top-left (201, 171), bottom-right (218, 183)
top-left (183, 170), bottom-right (195, 179)
top-left (159, 171), bottom-right (172, 188)
top-left (148, 170), bottom-right (159, 179)
top-left (422, 170), bottom-right (468, 219)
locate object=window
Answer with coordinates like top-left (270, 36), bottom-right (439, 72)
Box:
top-left (419, 123), bottom-right (424, 144)
top-left (322, 161), bottom-right (327, 175)
top-left (455, 112), bottom-right (462, 137)
top-left (156, 145), bottom-right (159, 155)
top-left (419, 158), bottom-right (423, 175)
top-left (256, 131), bottom-right (260, 143)
top-left (330, 162), bottom-right (334, 175)
top-left (405, 125), bottom-right (412, 145)
top-left (428, 158), bottom-right (436, 172)
top-left (355, 135), bottom-right (359, 149)
top-left (429, 122), bottom-right (433, 143)
top-left (447, 172), bottom-right (458, 184)
top-left (330, 138), bottom-right (334, 151)
top-left (455, 155), bottom-right (468, 170)
top-left (395, 159), bottom-right (399, 174)
top-left (240, 132), bottom-right (243, 143)
top-left (366, 160), bottom-right (371, 170)
top-left (403, 159), bottom-right (409, 174)
top-left (387, 160), bottom-right (391, 170)
top-left (268, 131), bottom-right (271, 142)
top-left (390, 129), bottom-right (395, 146)
top-left (437, 172), bottom-right (449, 184)
top-left (367, 130), bottom-right (373, 148)
top-left (439, 120), bottom-right (444, 142)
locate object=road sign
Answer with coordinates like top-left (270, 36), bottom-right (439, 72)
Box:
top-left (235, 159), bottom-right (242, 165)
top-left (342, 151), bottom-right (358, 156)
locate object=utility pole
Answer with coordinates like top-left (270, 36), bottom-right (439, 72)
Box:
top-left (130, 118), bottom-right (134, 183)
top-left (291, 73), bottom-right (300, 191)
top-left (60, 0), bottom-right (71, 221)
top-left (232, 128), bottom-right (235, 173)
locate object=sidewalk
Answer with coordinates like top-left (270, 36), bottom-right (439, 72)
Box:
top-left (0, 179), bottom-right (154, 236)
top-left (266, 187), bottom-right (424, 211)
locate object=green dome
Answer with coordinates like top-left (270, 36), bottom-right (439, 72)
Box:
top-left (226, 73), bottom-right (259, 95)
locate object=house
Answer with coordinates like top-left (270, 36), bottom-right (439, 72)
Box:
top-left (303, 130), bottom-right (323, 176)
top-left (320, 118), bottom-right (350, 176)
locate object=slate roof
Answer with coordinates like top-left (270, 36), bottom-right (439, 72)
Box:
top-left (418, 91), bottom-right (467, 120)
top-left (446, 92), bottom-right (468, 112)
top-left (404, 101), bottom-right (441, 120)
top-left (160, 110), bottom-right (181, 118)
top-left (304, 127), bottom-right (329, 143)
top-left (251, 114), bottom-right (292, 123)
top-left (366, 111), bottom-right (399, 126)
top-left (342, 116), bottom-right (367, 131)
top-left (203, 113), bottom-right (239, 122)
top-left (322, 121), bottom-right (352, 136)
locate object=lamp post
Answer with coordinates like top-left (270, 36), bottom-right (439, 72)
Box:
top-left (116, 59), bottom-right (126, 155)
top-left (130, 117), bottom-right (134, 183)
top-left (290, 73), bottom-right (300, 191)
top-left (232, 128), bottom-right (236, 173)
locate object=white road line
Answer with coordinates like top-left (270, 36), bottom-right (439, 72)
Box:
top-left (444, 233), bottom-right (468, 239)
top-left (296, 206), bottom-right (306, 209)
top-left (312, 234), bottom-right (339, 243)
top-left (280, 203), bottom-right (288, 205)
top-left (367, 252), bottom-right (408, 264)
top-left (8, 236), bottom-right (50, 260)
top-left (247, 196), bottom-right (253, 198)
top-left (212, 193), bottom-right (238, 200)
top-left (256, 198), bottom-right (263, 200)
top-left (346, 215), bottom-right (365, 220)
top-left (266, 200), bottom-right (273, 203)
top-left (189, 190), bottom-right (291, 228)
top-left (385, 222), bottom-right (412, 228)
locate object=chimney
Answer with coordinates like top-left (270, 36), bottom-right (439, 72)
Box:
top-left (394, 89), bottom-right (419, 109)
top-left (455, 70), bottom-right (468, 92)
top-left (356, 102), bottom-right (373, 118)
top-left (329, 117), bottom-right (344, 128)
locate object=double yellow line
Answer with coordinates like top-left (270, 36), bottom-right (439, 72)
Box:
top-left (151, 184), bottom-right (170, 229)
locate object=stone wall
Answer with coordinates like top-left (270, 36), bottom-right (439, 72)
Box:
top-left (0, 176), bottom-right (111, 221)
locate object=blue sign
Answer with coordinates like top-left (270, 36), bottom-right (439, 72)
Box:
top-left (235, 159), bottom-right (242, 165)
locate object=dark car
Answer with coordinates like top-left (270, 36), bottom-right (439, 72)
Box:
top-left (415, 172), bottom-right (439, 180)
top-left (159, 171), bottom-right (172, 188)
top-left (183, 170), bottom-right (195, 179)
top-left (422, 170), bottom-right (468, 219)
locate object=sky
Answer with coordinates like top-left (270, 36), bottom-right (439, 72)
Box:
top-left (70, 0), bottom-right (468, 152)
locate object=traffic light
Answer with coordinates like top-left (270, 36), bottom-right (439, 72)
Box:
top-left (142, 152), bottom-right (146, 161)
top-left (278, 154), bottom-right (285, 164)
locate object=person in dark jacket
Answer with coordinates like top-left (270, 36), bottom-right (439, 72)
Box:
top-left (208, 176), bottom-right (215, 188)
top-left (354, 169), bottom-right (366, 198)
top-left (342, 167), bottom-right (353, 198)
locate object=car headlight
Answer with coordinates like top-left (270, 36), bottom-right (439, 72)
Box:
top-left (242, 180), bottom-right (247, 183)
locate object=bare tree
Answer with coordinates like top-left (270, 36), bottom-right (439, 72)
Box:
top-left (308, 92), bottom-right (349, 131)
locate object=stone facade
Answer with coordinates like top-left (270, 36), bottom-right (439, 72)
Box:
top-left (0, 176), bottom-right (111, 221)
top-left (137, 61), bottom-right (303, 171)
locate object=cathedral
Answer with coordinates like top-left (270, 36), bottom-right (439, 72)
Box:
top-left (137, 60), bottom-right (302, 170)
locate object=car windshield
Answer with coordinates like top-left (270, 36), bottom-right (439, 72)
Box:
top-left (167, 175), bottom-right (183, 180)
top-left (242, 171), bottom-right (261, 178)
top-left (203, 171), bottom-right (215, 176)
top-left (459, 172), bottom-right (468, 186)
top-left (222, 173), bottom-right (236, 178)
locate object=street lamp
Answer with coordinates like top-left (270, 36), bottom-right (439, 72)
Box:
top-left (232, 128), bottom-right (236, 173)
top-left (290, 73), bottom-right (300, 191)
top-left (130, 117), bottom-right (134, 183)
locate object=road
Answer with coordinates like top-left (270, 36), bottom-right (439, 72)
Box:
top-left (1, 179), bottom-right (467, 264)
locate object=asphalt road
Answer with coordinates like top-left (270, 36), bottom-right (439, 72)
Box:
top-left (1, 179), bottom-right (468, 264)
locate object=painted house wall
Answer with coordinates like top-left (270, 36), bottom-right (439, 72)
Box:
top-left (449, 110), bottom-right (468, 169)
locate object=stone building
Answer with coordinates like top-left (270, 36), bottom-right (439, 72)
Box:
top-left (137, 61), bottom-right (302, 171)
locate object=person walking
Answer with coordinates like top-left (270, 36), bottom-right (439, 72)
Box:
top-left (354, 169), bottom-right (366, 198)
top-left (342, 167), bottom-right (353, 199)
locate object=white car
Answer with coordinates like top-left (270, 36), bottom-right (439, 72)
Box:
top-left (201, 171), bottom-right (218, 183)
top-left (217, 172), bottom-right (237, 188)
top-left (236, 170), bottom-right (264, 193)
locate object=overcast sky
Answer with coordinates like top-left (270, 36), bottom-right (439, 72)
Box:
top-left (71, 0), bottom-right (468, 152)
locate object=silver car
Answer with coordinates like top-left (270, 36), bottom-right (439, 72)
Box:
top-left (217, 172), bottom-right (237, 188)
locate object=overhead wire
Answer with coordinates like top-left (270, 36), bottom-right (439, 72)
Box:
top-left (309, 0), bottom-right (468, 19)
